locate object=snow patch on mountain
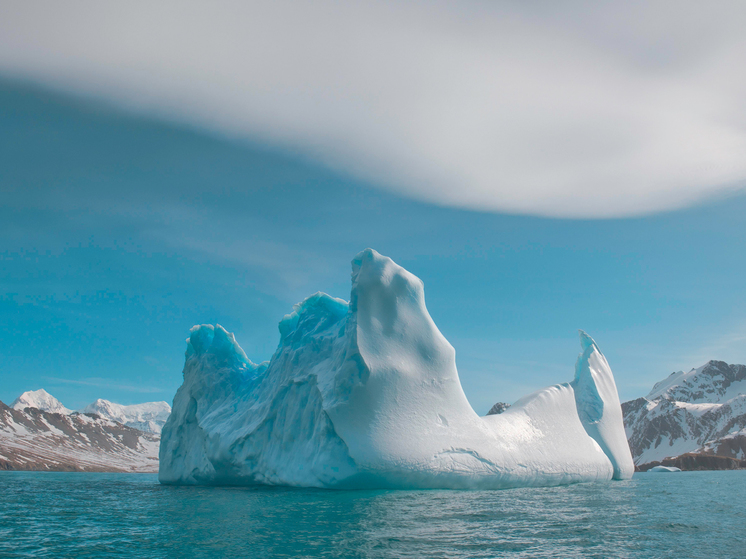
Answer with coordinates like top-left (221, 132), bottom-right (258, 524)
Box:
top-left (160, 248), bottom-right (633, 489)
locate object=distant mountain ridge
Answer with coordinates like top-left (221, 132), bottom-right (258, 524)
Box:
top-left (1, 388), bottom-right (170, 472)
top-left (0, 400), bottom-right (159, 472)
top-left (623, 360), bottom-right (746, 468)
top-left (80, 399), bottom-right (171, 435)
top-left (646, 361), bottom-right (746, 403)
top-left (10, 389), bottom-right (171, 434)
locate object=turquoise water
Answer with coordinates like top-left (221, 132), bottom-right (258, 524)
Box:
top-left (0, 471), bottom-right (743, 558)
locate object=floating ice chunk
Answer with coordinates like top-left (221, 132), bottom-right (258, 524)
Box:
top-left (648, 465), bottom-right (682, 472)
top-left (160, 249), bottom-right (633, 489)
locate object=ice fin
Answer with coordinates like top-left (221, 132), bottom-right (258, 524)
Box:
top-left (572, 330), bottom-right (635, 479)
top-left (578, 329), bottom-right (595, 352)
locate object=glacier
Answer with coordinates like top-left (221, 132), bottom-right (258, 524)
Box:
top-left (159, 249), bottom-right (633, 488)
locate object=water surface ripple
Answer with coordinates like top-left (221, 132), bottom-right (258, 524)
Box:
top-left (1, 471), bottom-right (743, 558)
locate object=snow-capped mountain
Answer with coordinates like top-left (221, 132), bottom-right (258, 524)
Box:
top-left (623, 360), bottom-right (746, 468)
top-left (80, 399), bottom-right (171, 434)
top-left (11, 389), bottom-right (72, 415)
top-left (646, 361), bottom-right (746, 403)
top-left (0, 400), bottom-right (159, 472)
top-left (2, 389), bottom-right (171, 471)
top-left (9, 390), bottom-right (171, 434)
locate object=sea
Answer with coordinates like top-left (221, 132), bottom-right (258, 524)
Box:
top-left (0, 471), bottom-right (743, 558)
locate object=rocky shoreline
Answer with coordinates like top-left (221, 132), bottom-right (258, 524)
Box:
top-left (636, 452), bottom-right (746, 472)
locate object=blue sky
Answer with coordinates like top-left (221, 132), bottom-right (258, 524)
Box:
top-left (2, 79), bottom-right (745, 413)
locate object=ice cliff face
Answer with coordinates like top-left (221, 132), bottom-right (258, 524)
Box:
top-left (160, 249), bottom-right (633, 489)
top-left (623, 361), bottom-right (746, 466)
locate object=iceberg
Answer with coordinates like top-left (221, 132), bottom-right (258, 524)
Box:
top-left (159, 249), bottom-right (633, 488)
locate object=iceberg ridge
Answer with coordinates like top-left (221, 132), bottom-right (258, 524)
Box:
top-left (159, 249), bottom-right (633, 488)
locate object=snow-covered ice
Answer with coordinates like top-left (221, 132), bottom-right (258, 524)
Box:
top-left (159, 249), bottom-right (633, 489)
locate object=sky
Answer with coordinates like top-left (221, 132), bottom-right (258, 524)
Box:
top-left (2, 1), bottom-right (745, 217)
top-left (1, 2), bottom-right (745, 413)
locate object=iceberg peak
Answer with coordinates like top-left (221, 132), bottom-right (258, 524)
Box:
top-left (578, 329), bottom-right (596, 352)
top-left (278, 292), bottom-right (348, 345)
top-left (185, 324), bottom-right (251, 368)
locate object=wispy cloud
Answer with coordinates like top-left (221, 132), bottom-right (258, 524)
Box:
top-left (0, 1), bottom-right (744, 217)
top-left (42, 376), bottom-right (165, 394)
top-left (682, 321), bottom-right (746, 368)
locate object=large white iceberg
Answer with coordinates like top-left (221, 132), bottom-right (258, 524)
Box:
top-left (159, 249), bottom-right (633, 488)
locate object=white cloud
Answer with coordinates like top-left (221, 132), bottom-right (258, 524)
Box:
top-left (1, 0), bottom-right (744, 217)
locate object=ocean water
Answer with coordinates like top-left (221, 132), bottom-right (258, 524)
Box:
top-left (0, 471), bottom-right (743, 558)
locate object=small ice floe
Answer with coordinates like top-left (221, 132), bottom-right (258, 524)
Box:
top-left (648, 465), bottom-right (682, 472)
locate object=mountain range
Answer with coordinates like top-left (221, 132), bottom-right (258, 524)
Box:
top-left (0, 390), bottom-right (170, 472)
top-left (623, 360), bottom-right (746, 470)
top-left (10, 389), bottom-right (171, 434)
